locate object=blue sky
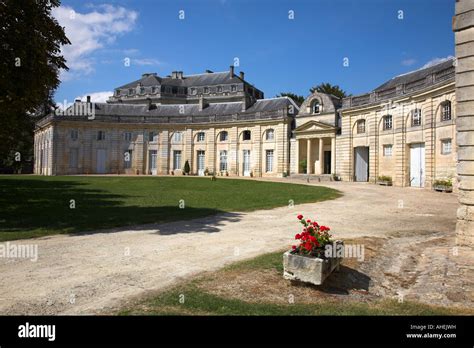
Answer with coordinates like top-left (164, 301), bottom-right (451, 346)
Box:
top-left (54, 0), bottom-right (455, 103)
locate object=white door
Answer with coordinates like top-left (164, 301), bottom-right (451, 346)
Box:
top-left (243, 150), bottom-right (251, 176)
top-left (197, 151), bottom-right (205, 176)
top-left (354, 147), bottom-right (369, 182)
top-left (96, 149), bottom-right (106, 174)
top-left (410, 143), bottom-right (425, 187)
top-left (150, 150), bottom-right (157, 175)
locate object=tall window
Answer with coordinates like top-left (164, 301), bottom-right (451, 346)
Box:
top-left (173, 132), bottom-right (182, 142)
top-left (70, 129), bottom-right (78, 141)
top-left (243, 130), bottom-right (251, 141)
top-left (124, 150), bottom-right (132, 169)
top-left (383, 115), bottom-right (392, 130)
top-left (383, 145), bottom-right (393, 157)
top-left (173, 150), bottom-right (182, 170)
top-left (69, 148), bottom-right (78, 168)
top-left (441, 139), bottom-right (452, 155)
top-left (197, 132), bottom-right (205, 142)
top-left (356, 120), bottom-right (366, 134)
top-left (411, 109), bottom-right (422, 127)
top-left (266, 129), bottom-right (274, 140)
top-left (220, 131), bottom-right (228, 141)
top-left (219, 150), bottom-right (228, 171)
top-left (266, 150), bottom-right (274, 172)
top-left (441, 101), bottom-right (452, 121)
top-left (97, 131), bottom-right (105, 141)
top-left (312, 101), bottom-right (321, 114)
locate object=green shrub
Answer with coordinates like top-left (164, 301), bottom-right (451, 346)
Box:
top-left (378, 175), bottom-right (392, 182)
top-left (434, 179), bottom-right (452, 187)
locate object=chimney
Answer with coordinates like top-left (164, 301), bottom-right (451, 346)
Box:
top-left (86, 95), bottom-right (91, 103)
top-left (177, 71), bottom-right (183, 79)
top-left (229, 65), bottom-right (234, 76)
top-left (239, 71), bottom-right (245, 80)
top-left (199, 96), bottom-right (208, 111)
top-left (171, 71), bottom-right (178, 79)
top-left (205, 69), bottom-right (213, 74)
top-left (74, 99), bottom-right (81, 103)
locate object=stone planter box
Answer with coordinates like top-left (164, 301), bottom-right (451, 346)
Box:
top-left (283, 241), bottom-right (343, 285)
top-left (434, 185), bottom-right (452, 193)
top-left (378, 181), bottom-right (392, 186)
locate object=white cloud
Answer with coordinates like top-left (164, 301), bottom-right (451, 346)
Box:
top-left (76, 91), bottom-right (113, 103)
top-left (401, 58), bottom-right (416, 66)
top-left (132, 58), bottom-right (162, 66)
top-left (422, 55), bottom-right (455, 69)
top-left (53, 4), bottom-right (138, 80)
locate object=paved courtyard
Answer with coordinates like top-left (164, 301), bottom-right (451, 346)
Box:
top-left (0, 179), bottom-right (471, 314)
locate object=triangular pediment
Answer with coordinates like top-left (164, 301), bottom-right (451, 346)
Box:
top-left (294, 120), bottom-right (336, 133)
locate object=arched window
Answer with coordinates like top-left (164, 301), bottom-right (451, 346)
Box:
top-left (383, 115), bottom-right (392, 130)
top-left (242, 130), bottom-right (251, 141)
top-left (441, 101), bottom-right (452, 121)
top-left (411, 109), bottom-right (422, 127)
top-left (356, 120), bottom-right (366, 134)
top-left (219, 131), bottom-right (228, 141)
top-left (265, 129), bottom-right (274, 140)
top-left (312, 100), bottom-right (321, 114)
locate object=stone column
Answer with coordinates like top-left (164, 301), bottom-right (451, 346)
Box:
top-left (453, 0), bottom-right (474, 246)
top-left (306, 138), bottom-right (311, 174)
top-left (331, 136), bottom-right (336, 174)
top-left (319, 137), bottom-right (324, 174)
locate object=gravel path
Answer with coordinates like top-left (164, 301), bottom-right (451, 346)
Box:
top-left (0, 180), bottom-right (461, 314)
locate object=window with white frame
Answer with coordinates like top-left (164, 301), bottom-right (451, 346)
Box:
top-left (266, 150), bottom-right (274, 172)
top-left (383, 115), bottom-right (392, 130)
top-left (173, 132), bottom-right (182, 142)
top-left (219, 150), bottom-right (228, 171)
top-left (411, 109), bottom-right (422, 127)
top-left (312, 100), bottom-right (321, 114)
top-left (148, 131), bottom-right (157, 142)
top-left (266, 129), bottom-right (274, 140)
top-left (97, 130), bottom-right (105, 141)
top-left (173, 150), bottom-right (182, 170)
top-left (383, 144), bottom-right (393, 157)
top-left (242, 130), bottom-right (251, 141)
top-left (197, 132), bottom-right (205, 142)
top-left (124, 150), bottom-right (132, 169)
top-left (70, 129), bottom-right (78, 141)
top-left (124, 132), bottom-right (132, 141)
top-left (441, 101), bottom-right (452, 121)
top-left (441, 139), bottom-right (452, 155)
top-left (220, 131), bottom-right (228, 141)
top-left (356, 120), bottom-right (365, 134)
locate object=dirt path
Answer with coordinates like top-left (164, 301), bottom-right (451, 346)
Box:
top-left (0, 181), bottom-right (462, 314)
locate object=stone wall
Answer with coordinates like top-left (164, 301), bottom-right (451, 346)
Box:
top-left (453, 0), bottom-right (474, 246)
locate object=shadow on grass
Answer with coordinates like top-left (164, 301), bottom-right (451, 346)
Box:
top-left (0, 178), bottom-right (242, 240)
top-left (290, 265), bottom-right (371, 295)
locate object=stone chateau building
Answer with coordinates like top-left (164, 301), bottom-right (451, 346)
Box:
top-left (35, 60), bottom-right (457, 190)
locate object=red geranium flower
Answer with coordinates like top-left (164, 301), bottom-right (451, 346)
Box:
top-left (295, 233), bottom-right (301, 239)
top-left (297, 214), bottom-right (303, 220)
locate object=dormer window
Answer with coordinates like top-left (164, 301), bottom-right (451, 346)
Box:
top-left (190, 88), bottom-right (197, 95)
top-left (217, 86), bottom-right (222, 93)
top-left (165, 86), bottom-right (171, 94)
top-left (231, 85), bottom-right (237, 92)
top-left (140, 87), bottom-right (145, 94)
top-left (151, 87), bottom-right (156, 94)
top-left (115, 90), bottom-right (120, 96)
top-left (203, 87), bottom-right (209, 94)
top-left (128, 89), bottom-right (133, 96)
top-left (312, 100), bottom-right (321, 114)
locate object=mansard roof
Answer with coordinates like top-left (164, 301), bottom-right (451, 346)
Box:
top-left (36, 97), bottom-right (297, 127)
top-left (374, 58), bottom-right (455, 91)
top-left (117, 71), bottom-right (246, 90)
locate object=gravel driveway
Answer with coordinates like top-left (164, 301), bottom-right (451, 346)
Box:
top-left (0, 180), bottom-right (461, 314)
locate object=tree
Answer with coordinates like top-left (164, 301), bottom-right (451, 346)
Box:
top-left (276, 92), bottom-right (305, 107)
top-left (309, 83), bottom-right (349, 99)
top-left (0, 0), bottom-right (70, 172)
top-left (183, 160), bottom-right (190, 175)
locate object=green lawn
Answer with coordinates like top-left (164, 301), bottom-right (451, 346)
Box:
top-left (0, 175), bottom-right (340, 241)
top-left (119, 250), bottom-right (473, 316)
